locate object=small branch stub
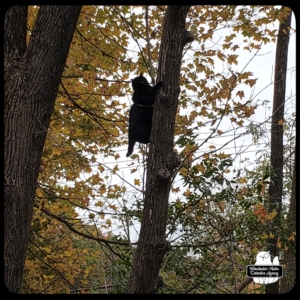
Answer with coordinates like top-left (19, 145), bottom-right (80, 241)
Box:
top-left (166, 151), bottom-right (181, 170)
top-left (183, 30), bottom-right (194, 45)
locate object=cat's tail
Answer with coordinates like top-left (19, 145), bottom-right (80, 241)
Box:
top-left (126, 140), bottom-right (135, 157)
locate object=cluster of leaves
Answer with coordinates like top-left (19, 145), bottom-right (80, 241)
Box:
top-left (22, 205), bottom-right (115, 294)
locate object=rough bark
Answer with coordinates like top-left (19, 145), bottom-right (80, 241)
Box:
top-left (266, 8), bottom-right (292, 294)
top-left (126, 5), bottom-right (194, 294)
top-left (4, 5), bottom-right (82, 293)
top-left (280, 144), bottom-right (296, 293)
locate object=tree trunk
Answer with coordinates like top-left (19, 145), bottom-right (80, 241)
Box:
top-left (4, 6), bottom-right (82, 293)
top-left (280, 144), bottom-right (296, 293)
top-left (266, 8), bottom-right (292, 294)
top-left (126, 5), bottom-right (193, 294)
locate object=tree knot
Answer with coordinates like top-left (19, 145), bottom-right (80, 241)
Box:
top-left (157, 167), bottom-right (171, 180)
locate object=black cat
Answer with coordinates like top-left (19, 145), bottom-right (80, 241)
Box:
top-left (126, 73), bottom-right (163, 157)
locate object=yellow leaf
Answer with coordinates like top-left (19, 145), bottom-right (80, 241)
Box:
top-left (287, 231), bottom-right (296, 241)
top-left (245, 78), bottom-right (257, 87)
top-left (238, 177), bottom-right (247, 184)
top-left (217, 50), bottom-right (225, 61)
top-left (277, 119), bottom-right (284, 125)
top-left (216, 201), bottom-right (226, 212)
top-left (52, 147), bottom-right (61, 155)
top-left (134, 179), bottom-right (140, 186)
top-left (172, 187), bottom-right (180, 193)
top-left (228, 54), bottom-right (238, 65)
top-left (179, 167), bottom-right (188, 177)
top-left (196, 215), bottom-right (202, 221)
top-left (232, 44), bottom-right (239, 51)
top-left (197, 164), bottom-right (205, 173)
top-left (112, 164), bottom-right (119, 174)
top-left (41, 247), bottom-right (52, 253)
top-left (237, 120), bottom-right (244, 126)
top-left (109, 204), bottom-right (118, 210)
top-left (183, 189), bottom-right (191, 197)
top-left (98, 164), bottom-right (105, 173)
top-left (236, 90), bottom-right (245, 99)
top-left (36, 188), bottom-right (44, 198)
top-left (40, 218), bottom-right (48, 225)
top-left (266, 209), bottom-right (277, 220)
top-left (99, 184), bottom-right (106, 194)
top-left (269, 233), bottom-right (274, 238)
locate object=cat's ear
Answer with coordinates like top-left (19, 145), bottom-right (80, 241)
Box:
top-left (140, 72), bottom-right (143, 77)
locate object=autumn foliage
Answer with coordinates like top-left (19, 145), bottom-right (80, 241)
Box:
top-left (18, 5), bottom-right (295, 294)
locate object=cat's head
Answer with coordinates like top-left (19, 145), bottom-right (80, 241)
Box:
top-left (131, 73), bottom-right (150, 91)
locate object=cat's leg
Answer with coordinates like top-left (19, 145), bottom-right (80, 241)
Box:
top-left (133, 125), bottom-right (149, 144)
top-left (152, 81), bottom-right (163, 95)
top-left (127, 123), bottom-right (148, 156)
top-left (149, 81), bottom-right (163, 105)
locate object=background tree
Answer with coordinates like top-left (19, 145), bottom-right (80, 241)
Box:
top-left (4, 6), bottom-right (82, 293)
top-left (266, 7), bottom-right (292, 294)
top-left (279, 144), bottom-right (296, 293)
